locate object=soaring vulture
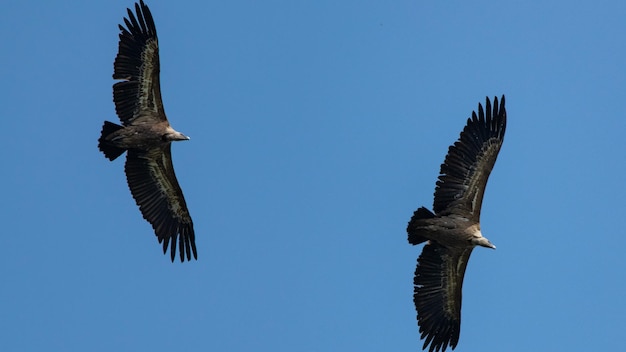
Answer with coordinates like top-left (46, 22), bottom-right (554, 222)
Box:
top-left (98, 0), bottom-right (197, 262)
top-left (407, 96), bottom-right (506, 351)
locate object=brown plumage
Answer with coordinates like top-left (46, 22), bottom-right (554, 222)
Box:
top-left (407, 96), bottom-right (506, 351)
top-left (98, 0), bottom-right (196, 262)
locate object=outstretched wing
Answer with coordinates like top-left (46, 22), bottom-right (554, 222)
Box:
top-left (414, 242), bottom-right (473, 352)
top-left (113, 0), bottom-right (166, 126)
top-left (125, 147), bottom-right (196, 262)
top-left (433, 96), bottom-right (506, 220)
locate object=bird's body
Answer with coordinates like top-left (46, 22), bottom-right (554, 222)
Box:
top-left (409, 210), bottom-right (492, 250)
top-left (407, 96), bottom-right (506, 352)
top-left (98, 0), bottom-right (197, 262)
top-left (100, 120), bottom-right (187, 156)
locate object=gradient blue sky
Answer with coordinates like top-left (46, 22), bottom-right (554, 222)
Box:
top-left (2, 0), bottom-right (625, 351)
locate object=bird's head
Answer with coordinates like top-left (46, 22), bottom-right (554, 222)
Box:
top-left (471, 236), bottom-right (496, 249)
top-left (163, 127), bottom-right (190, 142)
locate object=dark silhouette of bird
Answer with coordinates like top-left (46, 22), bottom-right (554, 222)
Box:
top-left (407, 96), bottom-right (506, 351)
top-left (98, 1), bottom-right (196, 262)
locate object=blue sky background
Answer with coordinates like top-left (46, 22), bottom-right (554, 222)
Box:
top-left (1, 0), bottom-right (625, 351)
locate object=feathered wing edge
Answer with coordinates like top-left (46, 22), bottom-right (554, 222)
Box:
top-left (124, 147), bottom-right (197, 262)
top-left (432, 95), bottom-right (506, 219)
top-left (414, 243), bottom-right (473, 352)
top-left (113, 0), bottom-right (164, 125)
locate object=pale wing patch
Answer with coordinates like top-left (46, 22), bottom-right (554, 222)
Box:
top-left (463, 137), bottom-right (502, 215)
top-left (142, 148), bottom-right (188, 220)
top-left (138, 39), bottom-right (164, 116)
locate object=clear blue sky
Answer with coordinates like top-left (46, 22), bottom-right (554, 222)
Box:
top-left (1, 0), bottom-right (625, 351)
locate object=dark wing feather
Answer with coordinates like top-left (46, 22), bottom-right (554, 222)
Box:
top-left (113, 0), bottom-right (166, 126)
top-left (414, 242), bottom-right (473, 352)
top-left (125, 146), bottom-right (196, 262)
top-left (433, 96), bottom-right (506, 220)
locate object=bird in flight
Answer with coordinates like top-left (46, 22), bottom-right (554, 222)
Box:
top-left (98, 0), bottom-right (197, 262)
top-left (407, 96), bottom-right (506, 351)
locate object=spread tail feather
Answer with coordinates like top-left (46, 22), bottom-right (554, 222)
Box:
top-left (98, 121), bottom-right (126, 161)
top-left (407, 207), bottom-right (436, 245)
